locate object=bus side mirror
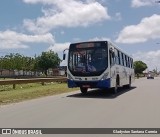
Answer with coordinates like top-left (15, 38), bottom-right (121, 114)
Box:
top-left (63, 48), bottom-right (69, 60)
top-left (63, 54), bottom-right (66, 60)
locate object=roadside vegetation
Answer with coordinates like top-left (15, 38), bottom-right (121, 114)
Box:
top-left (134, 61), bottom-right (147, 78)
top-left (0, 50), bottom-right (61, 76)
top-left (0, 50), bottom-right (74, 105)
top-left (0, 82), bottom-right (78, 105)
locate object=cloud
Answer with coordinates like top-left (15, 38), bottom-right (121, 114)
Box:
top-left (115, 14), bottom-right (160, 44)
top-left (131, 0), bottom-right (155, 7)
top-left (133, 50), bottom-right (160, 71)
top-left (114, 12), bottom-right (122, 21)
top-left (89, 37), bottom-right (111, 41)
top-left (0, 30), bottom-right (55, 49)
top-left (48, 42), bottom-right (70, 53)
top-left (23, 0), bottom-right (110, 34)
top-left (48, 42), bottom-right (71, 66)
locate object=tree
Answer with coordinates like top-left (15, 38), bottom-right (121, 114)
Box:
top-left (0, 51), bottom-right (61, 76)
top-left (0, 53), bottom-right (37, 72)
top-left (134, 61), bottom-right (147, 77)
top-left (36, 50), bottom-right (61, 76)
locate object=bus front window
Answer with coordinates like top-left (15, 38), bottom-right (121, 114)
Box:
top-left (68, 46), bottom-right (108, 76)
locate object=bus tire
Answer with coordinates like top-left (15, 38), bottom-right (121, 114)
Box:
top-left (80, 87), bottom-right (88, 94)
top-left (111, 76), bottom-right (119, 94)
top-left (112, 82), bottom-right (118, 94)
top-left (127, 77), bottom-right (131, 88)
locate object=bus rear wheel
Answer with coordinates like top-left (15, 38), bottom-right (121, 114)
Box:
top-left (80, 87), bottom-right (88, 94)
top-left (126, 77), bottom-right (131, 89)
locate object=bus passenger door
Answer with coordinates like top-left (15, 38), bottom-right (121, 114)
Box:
top-left (109, 47), bottom-right (116, 87)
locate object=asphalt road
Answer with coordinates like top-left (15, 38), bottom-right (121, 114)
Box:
top-left (0, 77), bottom-right (160, 136)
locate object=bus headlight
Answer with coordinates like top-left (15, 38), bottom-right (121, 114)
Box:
top-left (101, 73), bottom-right (109, 80)
top-left (68, 74), bottom-right (73, 80)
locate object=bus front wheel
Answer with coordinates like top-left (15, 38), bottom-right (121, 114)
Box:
top-left (80, 87), bottom-right (88, 94)
top-left (111, 76), bottom-right (119, 94)
top-left (112, 82), bottom-right (118, 94)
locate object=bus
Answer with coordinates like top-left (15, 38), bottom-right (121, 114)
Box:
top-left (63, 41), bottom-right (134, 94)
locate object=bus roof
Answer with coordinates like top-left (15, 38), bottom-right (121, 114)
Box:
top-left (69, 40), bottom-right (133, 59)
top-left (69, 40), bottom-right (108, 45)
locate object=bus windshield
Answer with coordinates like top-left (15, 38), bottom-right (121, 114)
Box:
top-left (68, 42), bottom-right (108, 76)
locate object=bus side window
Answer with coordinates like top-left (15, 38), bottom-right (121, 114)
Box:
top-left (125, 55), bottom-right (128, 67)
top-left (121, 52), bottom-right (124, 66)
top-left (122, 53), bottom-right (126, 67)
top-left (117, 50), bottom-right (121, 65)
top-left (114, 49), bottom-right (119, 65)
top-left (127, 57), bottom-right (130, 68)
top-left (131, 58), bottom-right (133, 68)
top-left (126, 56), bottom-right (129, 68)
top-left (109, 49), bottom-right (115, 66)
top-left (128, 57), bottom-right (131, 68)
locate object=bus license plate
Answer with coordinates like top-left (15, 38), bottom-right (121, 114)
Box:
top-left (82, 85), bottom-right (90, 88)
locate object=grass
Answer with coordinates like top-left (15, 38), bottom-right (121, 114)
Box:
top-left (0, 82), bottom-right (78, 105)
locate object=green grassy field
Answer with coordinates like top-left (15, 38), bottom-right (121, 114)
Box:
top-left (0, 82), bottom-right (78, 105)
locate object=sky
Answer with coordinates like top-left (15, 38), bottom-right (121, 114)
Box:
top-left (0, 0), bottom-right (160, 71)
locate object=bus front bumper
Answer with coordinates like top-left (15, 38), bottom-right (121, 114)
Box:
top-left (67, 79), bottom-right (110, 89)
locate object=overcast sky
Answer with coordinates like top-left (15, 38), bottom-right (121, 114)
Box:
top-left (0, 0), bottom-right (160, 71)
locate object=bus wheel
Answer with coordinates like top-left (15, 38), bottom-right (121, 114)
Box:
top-left (112, 82), bottom-right (118, 94)
top-left (80, 87), bottom-right (88, 94)
top-left (127, 77), bottom-right (131, 88)
top-left (112, 76), bottom-right (119, 94)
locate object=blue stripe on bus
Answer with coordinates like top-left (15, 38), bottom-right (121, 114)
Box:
top-left (67, 79), bottom-right (110, 89)
top-left (97, 79), bottom-right (110, 88)
top-left (67, 79), bottom-right (77, 88)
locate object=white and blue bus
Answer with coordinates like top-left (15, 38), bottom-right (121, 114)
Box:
top-left (64, 41), bottom-right (134, 93)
